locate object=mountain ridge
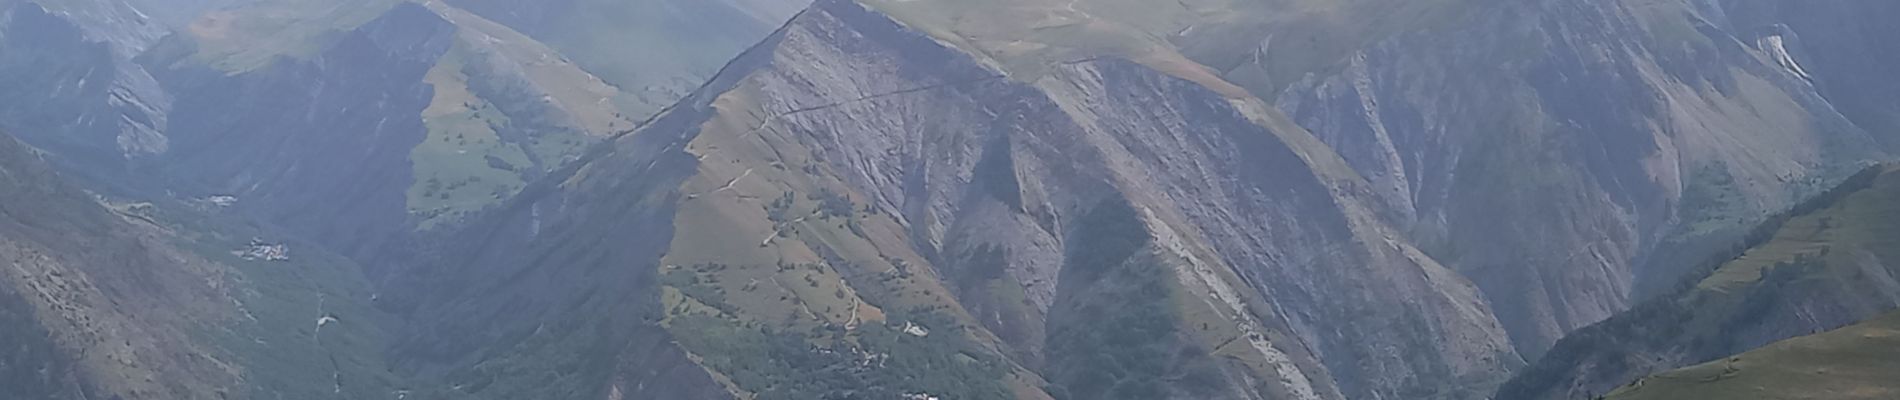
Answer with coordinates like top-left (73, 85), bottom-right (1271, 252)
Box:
top-left (1, 0), bottom-right (1898, 399)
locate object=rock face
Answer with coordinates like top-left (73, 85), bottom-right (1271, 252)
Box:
top-left (1712, 0), bottom-right (1900, 146)
top-left (0, 1), bottom-right (170, 171)
top-left (1276, 0), bottom-right (1894, 357)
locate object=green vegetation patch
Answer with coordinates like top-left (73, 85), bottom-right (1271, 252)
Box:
top-left (409, 43), bottom-right (533, 229)
top-left (1042, 199), bottom-right (1238, 400)
top-left (1501, 165), bottom-right (1900, 399)
top-left (1606, 311), bottom-right (1900, 400)
top-left (669, 309), bottom-right (1015, 400)
top-left (149, 204), bottom-right (411, 399)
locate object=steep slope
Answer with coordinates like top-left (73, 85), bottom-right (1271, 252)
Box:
top-left (1710, 0), bottom-right (1900, 146)
top-left (1603, 310), bottom-right (1900, 400)
top-left (7, 0), bottom-right (1896, 400)
top-left (1276, 0), bottom-right (1896, 357)
top-left (404, 0), bottom-right (638, 229)
top-left (386, 1), bottom-right (1521, 399)
top-left (137, 1), bottom-right (457, 260)
top-left (0, 129), bottom-right (411, 399)
top-left (1500, 164), bottom-right (1900, 400)
top-left (850, 0), bottom-right (1900, 364)
top-left (0, 1), bottom-right (170, 173)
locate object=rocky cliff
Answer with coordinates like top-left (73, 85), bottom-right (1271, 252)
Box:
top-left (1276, 0), bottom-right (1894, 358)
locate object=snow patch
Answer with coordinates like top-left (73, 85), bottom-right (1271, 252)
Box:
top-left (901, 321), bottom-right (930, 337)
top-left (1759, 34), bottom-right (1812, 81)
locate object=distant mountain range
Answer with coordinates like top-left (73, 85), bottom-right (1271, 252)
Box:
top-left (1, 0), bottom-right (1896, 399)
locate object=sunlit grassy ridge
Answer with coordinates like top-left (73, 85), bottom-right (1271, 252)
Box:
top-left (410, 41), bottom-right (532, 229)
top-left (1605, 310), bottom-right (1900, 400)
top-left (1695, 165), bottom-right (1900, 295)
top-left (410, 1), bottom-right (637, 229)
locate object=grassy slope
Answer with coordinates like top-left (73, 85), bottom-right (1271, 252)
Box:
top-left (1606, 310), bottom-right (1900, 400)
top-left (425, 1), bottom-right (635, 138)
top-left (1695, 166), bottom-right (1900, 295)
top-left (1499, 164), bottom-right (1900, 399)
top-left (411, 41), bottom-right (533, 229)
top-left (655, 78), bottom-right (1030, 399)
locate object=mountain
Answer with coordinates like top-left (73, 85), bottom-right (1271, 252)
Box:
top-left (1499, 164), bottom-right (1900, 400)
top-left (2, 0), bottom-right (1899, 399)
top-left (377, 0), bottom-right (1900, 398)
top-left (0, 2), bottom-right (809, 397)
top-left (131, 1), bottom-right (458, 261)
top-left (0, 0), bottom-right (170, 170)
top-left (382, 0), bottom-right (1502, 398)
top-left (1602, 309), bottom-right (1900, 400)
top-left (0, 127), bottom-right (412, 399)
top-left (1275, 0), bottom-right (1898, 357)
top-left (0, 0), bottom-right (807, 264)
top-left (868, 0), bottom-right (1900, 359)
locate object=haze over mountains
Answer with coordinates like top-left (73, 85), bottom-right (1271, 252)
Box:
top-left (0, 0), bottom-right (1895, 399)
